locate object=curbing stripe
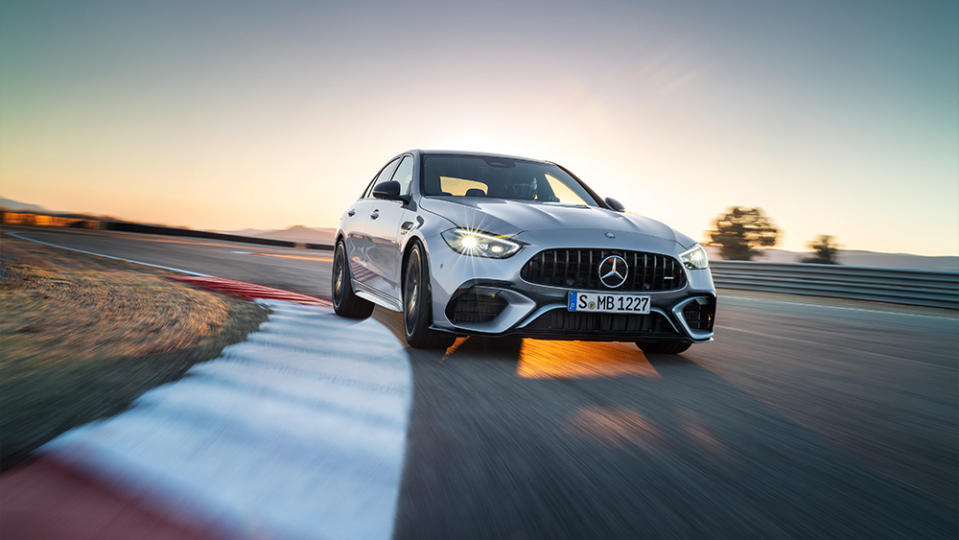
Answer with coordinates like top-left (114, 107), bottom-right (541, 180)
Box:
top-left (26, 298), bottom-right (411, 540)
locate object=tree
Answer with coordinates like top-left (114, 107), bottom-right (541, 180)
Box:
top-left (801, 235), bottom-right (840, 264)
top-left (706, 206), bottom-right (779, 260)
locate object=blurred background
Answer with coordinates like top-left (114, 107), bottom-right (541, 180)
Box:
top-left (2, 2), bottom-right (958, 539)
top-left (2, 0), bottom-right (957, 260)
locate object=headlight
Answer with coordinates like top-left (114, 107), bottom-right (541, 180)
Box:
top-left (441, 228), bottom-right (521, 258)
top-left (680, 244), bottom-right (709, 269)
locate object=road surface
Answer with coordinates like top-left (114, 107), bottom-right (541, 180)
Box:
top-left (5, 227), bottom-right (957, 538)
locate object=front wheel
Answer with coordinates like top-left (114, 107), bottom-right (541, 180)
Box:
top-left (636, 340), bottom-right (692, 355)
top-left (332, 240), bottom-right (374, 319)
top-left (403, 242), bottom-right (455, 349)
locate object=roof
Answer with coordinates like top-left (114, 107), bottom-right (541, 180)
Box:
top-left (405, 149), bottom-right (552, 164)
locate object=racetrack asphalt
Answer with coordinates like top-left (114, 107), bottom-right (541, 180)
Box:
top-left (5, 227), bottom-right (958, 538)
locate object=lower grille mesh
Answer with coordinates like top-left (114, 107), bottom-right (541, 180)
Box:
top-left (523, 309), bottom-right (679, 337)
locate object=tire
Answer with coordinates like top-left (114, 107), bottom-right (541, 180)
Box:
top-left (636, 340), bottom-right (692, 355)
top-left (332, 240), bottom-right (374, 319)
top-left (403, 242), bottom-right (455, 349)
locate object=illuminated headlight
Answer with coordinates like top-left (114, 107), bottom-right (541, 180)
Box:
top-left (441, 228), bottom-right (521, 258)
top-left (680, 244), bottom-right (709, 269)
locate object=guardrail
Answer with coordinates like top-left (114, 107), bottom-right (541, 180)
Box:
top-left (2, 211), bottom-right (335, 251)
top-left (104, 221), bottom-right (334, 250)
top-left (6, 210), bottom-right (957, 310)
top-left (710, 260), bottom-right (959, 310)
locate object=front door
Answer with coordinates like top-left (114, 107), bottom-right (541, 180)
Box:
top-left (365, 155), bottom-right (415, 301)
top-left (347, 157), bottom-right (401, 293)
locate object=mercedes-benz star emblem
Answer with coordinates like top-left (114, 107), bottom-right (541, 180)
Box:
top-left (598, 255), bottom-right (629, 288)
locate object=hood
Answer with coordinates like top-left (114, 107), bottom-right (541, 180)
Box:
top-left (419, 197), bottom-right (693, 247)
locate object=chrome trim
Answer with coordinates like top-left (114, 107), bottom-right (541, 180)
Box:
top-left (651, 307), bottom-right (682, 335)
top-left (444, 286), bottom-right (536, 334)
top-left (516, 303), bottom-right (566, 328)
top-left (671, 296), bottom-right (715, 342)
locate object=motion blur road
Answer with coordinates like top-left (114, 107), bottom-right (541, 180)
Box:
top-left (8, 228), bottom-right (958, 538)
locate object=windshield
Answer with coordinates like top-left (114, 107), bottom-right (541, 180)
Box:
top-left (421, 154), bottom-right (599, 206)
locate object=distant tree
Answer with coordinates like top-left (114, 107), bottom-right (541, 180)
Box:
top-left (706, 206), bottom-right (779, 260)
top-left (801, 235), bottom-right (840, 264)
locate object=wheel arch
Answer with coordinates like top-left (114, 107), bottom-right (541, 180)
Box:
top-left (401, 235), bottom-right (425, 297)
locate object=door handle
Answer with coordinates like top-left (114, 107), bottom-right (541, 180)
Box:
top-left (370, 210), bottom-right (379, 220)
top-left (347, 209), bottom-right (355, 217)
top-left (400, 221), bottom-right (414, 234)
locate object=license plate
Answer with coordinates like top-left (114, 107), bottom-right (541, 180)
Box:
top-left (567, 291), bottom-right (651, 314)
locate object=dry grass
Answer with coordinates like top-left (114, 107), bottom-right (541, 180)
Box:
top-left (0, 235), bottom-right (267, 468)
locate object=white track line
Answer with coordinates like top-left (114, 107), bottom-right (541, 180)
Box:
top-left (43, 299), bottom-right (412, 540)
top-left (6, 231), bottom-right (210, 276)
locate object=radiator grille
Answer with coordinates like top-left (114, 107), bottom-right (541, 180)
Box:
top-left (520, 249), bottom-right (686, 291)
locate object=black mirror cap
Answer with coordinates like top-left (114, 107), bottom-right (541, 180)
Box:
top-left (372, 180), bottom-right (402, 200)
top-left (605, 197), bottom-right (625, 212)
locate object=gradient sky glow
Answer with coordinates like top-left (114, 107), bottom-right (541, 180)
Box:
top-left (2, 0), bottom-right (957, 255)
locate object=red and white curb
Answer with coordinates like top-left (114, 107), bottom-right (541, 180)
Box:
top-left (1, 232), bottom-right (412, 539)
top-left (6, 300), bottom-right (411, 539)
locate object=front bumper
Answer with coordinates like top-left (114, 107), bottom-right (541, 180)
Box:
top-left (425, 235), bottom-right (717, 343)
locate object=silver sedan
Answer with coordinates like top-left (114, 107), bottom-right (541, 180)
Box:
top-left (333, 150), bottom-right (716, 353)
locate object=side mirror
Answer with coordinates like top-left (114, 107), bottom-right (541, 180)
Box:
top-left (605, 197), bottom-right (625, 212)
top-left (372, 181), bottom-right (403, 200)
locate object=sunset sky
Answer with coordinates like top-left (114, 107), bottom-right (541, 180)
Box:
top-left (1, 1), bottom-right (957, 255)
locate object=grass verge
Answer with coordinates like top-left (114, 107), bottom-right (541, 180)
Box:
top-left (0, 235), bottom-right (268, 469)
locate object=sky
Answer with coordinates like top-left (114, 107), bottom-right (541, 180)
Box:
top-left (1, 0), bottom-right (957, 255)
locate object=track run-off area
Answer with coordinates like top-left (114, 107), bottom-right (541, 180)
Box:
top-left (3, 227), bottom-right (958, 539)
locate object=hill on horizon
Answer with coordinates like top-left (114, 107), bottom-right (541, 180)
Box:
top-left (0, 196), bottom-right (49, 213)
top-left (220, 225), bottom-right (336, 245)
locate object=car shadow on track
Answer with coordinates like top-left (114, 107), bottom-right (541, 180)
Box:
top-left (372, 309), bottom-right (956, 539)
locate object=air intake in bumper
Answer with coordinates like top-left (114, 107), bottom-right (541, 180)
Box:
top-left (681, 296), bottom-right (716, 332)
top-left (446, 288), bottom-right (509, 324)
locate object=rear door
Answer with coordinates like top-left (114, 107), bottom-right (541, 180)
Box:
top-left (365, 154), bottom-right (415, 301)
top-left (346, 157), bottom-right (401, 291)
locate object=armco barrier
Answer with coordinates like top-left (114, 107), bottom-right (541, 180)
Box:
top-left (103, 221), bottom-right (335, 250)
top-left (710, 260), bottom-right (959, 310)
top-left (6, 210), bottom-right (956, 309)
top-left (1, 210), bottom-right (334, 250)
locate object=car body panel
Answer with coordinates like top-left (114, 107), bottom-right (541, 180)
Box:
top-left (418, 197), bottom-right (687, 246)
top-left (336, 149), bottom-right (717, 343)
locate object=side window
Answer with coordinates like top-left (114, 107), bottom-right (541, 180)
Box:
top-left (364, 158), bottom-right (401, 198)
top-left (360, 177), bottom-right (377, 199)
top-left (391, 156), bottom-right (415, 196)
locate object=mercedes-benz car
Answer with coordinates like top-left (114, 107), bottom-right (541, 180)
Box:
top-left (332, 150), bottom-right (716, 353)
